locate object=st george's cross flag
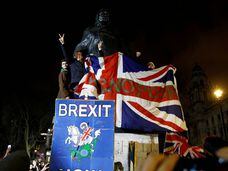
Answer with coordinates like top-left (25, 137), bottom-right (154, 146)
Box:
top-left (75, 52), bottom-right (187, 132)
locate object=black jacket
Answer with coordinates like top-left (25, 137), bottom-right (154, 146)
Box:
top-left (60, 45), bottom-right (85, 85)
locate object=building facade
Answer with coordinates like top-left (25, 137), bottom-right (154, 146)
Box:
top-left (187, 64), bottom-right (228, 145)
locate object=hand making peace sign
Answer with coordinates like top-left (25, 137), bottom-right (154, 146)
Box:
top-left (58, 33), bottom-right (65, 45)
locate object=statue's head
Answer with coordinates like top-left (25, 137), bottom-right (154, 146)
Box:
top-left (95, 8), bottom-right (111, 28)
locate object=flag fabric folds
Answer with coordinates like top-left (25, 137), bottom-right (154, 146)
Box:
top-left (164, 132), bottom-right (205, 158)
top-left (75, 52), bottom-right (187, 132)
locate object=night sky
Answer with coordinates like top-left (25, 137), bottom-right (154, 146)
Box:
top-left (1, 0), bottom-right (228, 114)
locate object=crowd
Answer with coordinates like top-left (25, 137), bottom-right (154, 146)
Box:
top-left (29, 158), bottom-right (49, 171)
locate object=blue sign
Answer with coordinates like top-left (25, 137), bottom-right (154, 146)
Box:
top-left (50, 100), bottom-right (115, 171)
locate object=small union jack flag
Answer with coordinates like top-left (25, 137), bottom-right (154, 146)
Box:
top-left (164, 132), bottom-right (205, 158)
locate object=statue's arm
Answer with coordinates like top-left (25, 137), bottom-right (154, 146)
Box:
top-left (74, 30), bottom-right (91, 53)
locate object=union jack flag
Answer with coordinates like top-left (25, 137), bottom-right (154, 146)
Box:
top-left (164, 132), bottom-right (205, 158)
top-left (75, 52), bottom-right (187, 132)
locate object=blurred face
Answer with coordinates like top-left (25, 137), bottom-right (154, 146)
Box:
top-left (75, 52), bottom-right (83, 61)
top-left (61, 61), bottom-right (68, 69)
top-left (136, 51), bottom-right (141, 57)
top-left (148, 62), bottom-right (155, 69)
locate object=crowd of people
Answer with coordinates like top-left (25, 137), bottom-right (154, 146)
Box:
top-left (0, 143), bottom-right (51, 171)
top-left (29, 158), bottom-right (49, 171)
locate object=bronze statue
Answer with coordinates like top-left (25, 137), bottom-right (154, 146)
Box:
top-left (74, 9), bottom-right (122, 57)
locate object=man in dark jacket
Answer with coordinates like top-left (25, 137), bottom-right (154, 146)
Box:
top-left (59, 34), bottom-right (85, 92)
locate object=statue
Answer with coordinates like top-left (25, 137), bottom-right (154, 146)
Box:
top-left (74, 9), bottom-right (123, 57)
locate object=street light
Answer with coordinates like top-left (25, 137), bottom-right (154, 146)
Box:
top-left (214, 89), bottom-right (223, 99)
top-left (41, 129), bottom-right (52, 150)
top-left (214, 88), bottom-right (226, 139)
top-left (41, 129), bottom-right (53, 163)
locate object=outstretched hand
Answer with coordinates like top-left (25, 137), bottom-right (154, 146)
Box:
top-left (41, 163), bottom-right (49, 171)
top-left (58, 33), bottom-right (65, 45)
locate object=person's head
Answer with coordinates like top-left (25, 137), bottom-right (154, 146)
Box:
top-left (114, 162), bottom-right (124, 171)
top-left (203, 136), bottom-right (228, 157)
top-left (95, 8), bottom-right (111, 28)
top-left (136, 51), bottom-right (141, 58)
top-left (61, 60), bottom-right (68, 69)
top-left (147, 62), bottom-right (155, 69)
top-left (41, 161), bottom-right (45, 167)
top-left (74, 51), bottom-right (84, 62)
top-left (38, 157), bottom-right (42, 163)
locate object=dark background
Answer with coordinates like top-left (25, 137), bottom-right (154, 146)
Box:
top-left (1, 0), bottom-right (228, 116)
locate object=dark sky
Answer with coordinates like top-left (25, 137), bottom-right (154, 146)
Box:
top-left (1, 0), bottom-right (228, 112)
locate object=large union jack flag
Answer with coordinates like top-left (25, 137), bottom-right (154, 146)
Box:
top-left (75, 52), bottom-right (187, 132)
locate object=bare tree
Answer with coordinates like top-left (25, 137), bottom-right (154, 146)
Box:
top-left (0, 97), bottom-right (52, 158)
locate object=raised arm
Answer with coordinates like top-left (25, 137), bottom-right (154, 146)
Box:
top-left (58, 33), bottom-right (71, 63)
